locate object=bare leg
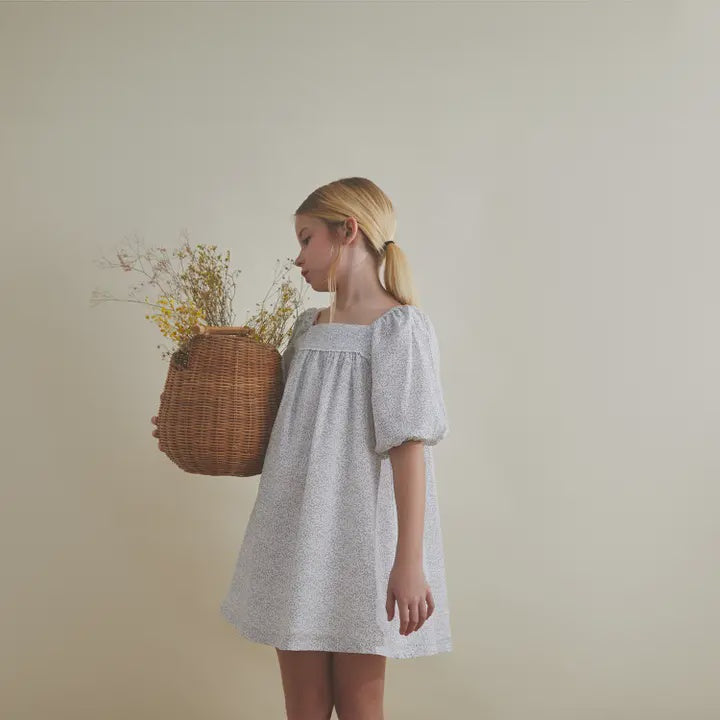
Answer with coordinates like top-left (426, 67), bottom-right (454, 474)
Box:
top-left (275, 648), bottom-right (335, 720)
top-left (332, 651), bottom-right (387, 720)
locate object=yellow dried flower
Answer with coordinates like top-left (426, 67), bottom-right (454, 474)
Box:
top-left (90, 231), bottom-right (307, 364)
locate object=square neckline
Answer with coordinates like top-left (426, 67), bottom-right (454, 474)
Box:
top-left (310, 304), bottom-right (407, 329)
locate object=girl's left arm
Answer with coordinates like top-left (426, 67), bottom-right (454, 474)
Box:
top-left (385, 440), bottom-right (435, 635)
top-left (389, 440), bottom-right (426, 563)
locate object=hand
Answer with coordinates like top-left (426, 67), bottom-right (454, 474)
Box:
top-left (386, 559), bottom-right (435, 635)
top-left (150, 415), bottom-right (160, 446)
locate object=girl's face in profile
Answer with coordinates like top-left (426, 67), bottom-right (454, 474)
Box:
top-left (294, 214), bottom-right (338, 292)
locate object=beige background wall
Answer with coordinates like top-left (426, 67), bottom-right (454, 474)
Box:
top-left (2, 2), bottom-right (718, 718)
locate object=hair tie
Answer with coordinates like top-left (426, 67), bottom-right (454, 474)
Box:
top-left (383, 240), bottom-right (395, 251)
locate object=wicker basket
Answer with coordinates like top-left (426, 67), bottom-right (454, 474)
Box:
top-left (156, 325), bottom-right (284, 477)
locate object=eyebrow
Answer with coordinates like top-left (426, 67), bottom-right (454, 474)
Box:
top-left (296, 226), bottom-right (310, 239)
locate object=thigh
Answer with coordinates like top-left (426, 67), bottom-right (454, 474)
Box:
top-left (275, 648), bottom-right (334, 720)
top-left (332, 652), bottom-right (387, 720)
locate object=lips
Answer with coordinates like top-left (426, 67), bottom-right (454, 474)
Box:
top-left (302, 270), bottom-right (309, 278)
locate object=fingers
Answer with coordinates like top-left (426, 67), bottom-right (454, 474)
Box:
top-left (415, 597), bottom-right (429, 631)
top-left (390, 588), bottom-right (434, 636)
top-left (398, 602), bottom-right (410, 635)
top-left (404, 602), bottom-right (420, 635)
top-left (398, 601), bottom-right (424, 635)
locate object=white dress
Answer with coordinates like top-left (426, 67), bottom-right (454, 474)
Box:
top-left (220, 304), bottom-right (452, 658)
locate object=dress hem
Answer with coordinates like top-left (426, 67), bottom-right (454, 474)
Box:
top-left (220, 604), bottom-right (453, 660)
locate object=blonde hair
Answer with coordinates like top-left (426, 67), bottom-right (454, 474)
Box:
top-left (293, 177), bottom-right (419, 321)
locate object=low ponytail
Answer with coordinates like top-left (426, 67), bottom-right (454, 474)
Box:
top-left (380, 240), bottom-right (418, 306)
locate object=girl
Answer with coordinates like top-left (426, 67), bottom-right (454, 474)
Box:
top-left (153, 177), bottom-right (452, 719)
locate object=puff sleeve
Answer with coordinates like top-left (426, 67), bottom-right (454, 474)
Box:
top-left (280, 308), bottom-right (316, 384)
top-left (369, 306), bottom-right (450, 458)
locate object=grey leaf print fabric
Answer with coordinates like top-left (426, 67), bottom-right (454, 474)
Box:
top-left (369, 305), bottom-right (450, 459)
top-left (220, 304), bottom-right (452, 658)
top-left (280, 308), bottom-right (317, 384)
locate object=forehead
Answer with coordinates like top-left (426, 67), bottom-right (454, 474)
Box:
top-left (294, 215), bottom-right (316, 235)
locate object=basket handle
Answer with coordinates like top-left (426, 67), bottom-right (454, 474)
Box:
top-left (192, 325), bottom-right (253, 337)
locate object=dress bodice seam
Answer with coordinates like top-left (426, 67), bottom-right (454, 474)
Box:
top-left (294, 345), bottom-right (371, 362)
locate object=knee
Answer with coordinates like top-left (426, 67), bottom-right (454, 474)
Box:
top-left (285, 709), bottom-right (333, 720)
top-left (285, 697), bottom-right (334, 720)
top-left (285, 707), bottom-right (333, 720)
top-left (334, 693), bottom-right (383, 720)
